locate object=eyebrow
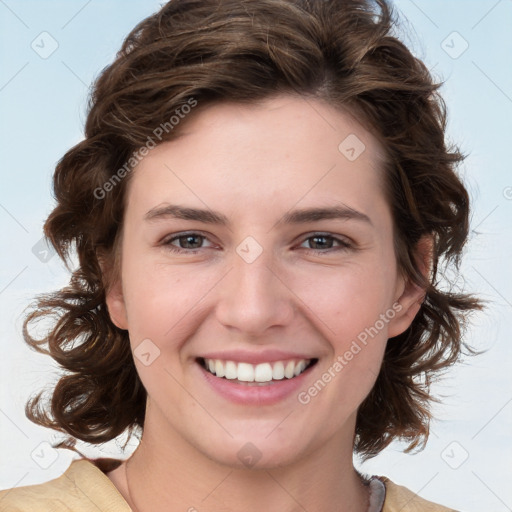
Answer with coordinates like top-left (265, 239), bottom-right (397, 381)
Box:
top-left (277, 205), bottom-right (372, 226)
top-left (144, 203), bottom-right (372, 226)
top-left (144, 204), bottom-right (229, 224)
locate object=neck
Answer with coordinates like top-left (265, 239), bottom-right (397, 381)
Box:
top-left (121, 407), bottom-right (369, 512)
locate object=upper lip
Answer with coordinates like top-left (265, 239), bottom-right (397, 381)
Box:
top-left (197, 349), bottom-right (317, 365)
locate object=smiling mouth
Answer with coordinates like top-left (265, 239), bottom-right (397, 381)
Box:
top-left (197, 357), bottom-right (318, 385)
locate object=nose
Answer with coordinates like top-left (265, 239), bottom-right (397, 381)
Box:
top-left (214, 246), bottom-right (295, 337)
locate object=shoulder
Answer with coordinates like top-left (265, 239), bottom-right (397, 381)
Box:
top-left (381, 477), bottom-right (459, 512)
top-left (0, 459), bottom-right (131, 512)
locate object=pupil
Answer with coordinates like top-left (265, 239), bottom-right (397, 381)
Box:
top-left (182, 235), bottom-right (202, 248)
top-left (312, 236), bottom-right (330, 249)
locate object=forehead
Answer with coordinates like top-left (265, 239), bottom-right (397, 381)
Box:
top-left (125, 94), bottom-right (389, 224)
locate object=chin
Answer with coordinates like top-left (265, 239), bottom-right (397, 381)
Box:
top-left (194, 430), bottom-right (314, 471)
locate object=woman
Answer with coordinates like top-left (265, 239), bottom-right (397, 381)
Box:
top-left (0, 0), bottom-right (480, 510)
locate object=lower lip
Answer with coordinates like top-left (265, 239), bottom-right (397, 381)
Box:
top-left (196, 361), bottom-right (316, 405)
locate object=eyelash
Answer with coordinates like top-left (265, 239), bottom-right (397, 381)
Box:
top-left (161, 231), bottom-right (353, 255)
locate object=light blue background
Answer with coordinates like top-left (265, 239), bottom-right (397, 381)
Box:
top-left (0, 1), bottom-right (511, 511)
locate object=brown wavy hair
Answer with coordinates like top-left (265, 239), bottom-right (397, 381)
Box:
top-left (23, 0), bottom-right (481, 459)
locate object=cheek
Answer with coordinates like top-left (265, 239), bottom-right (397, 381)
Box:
top-left (119, 259), bottom-right (214, 402)
top-left (292, 261), bottom-right (396, 397)
top-left (120, 255), bottom-right (220, 349)
top-left (293, 262), bottom-right (397, 343)
top-left (120, 234), bottom-right (399, 350)
top-left (295, 268), bottom-right (393, 415)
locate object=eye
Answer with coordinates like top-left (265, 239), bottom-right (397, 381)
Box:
top-left (162, 232), bottom-right (215, 253)
top-left (299, 233), bottom-right (352, 253)
top-left (160, 232), bottom-right (353, 255)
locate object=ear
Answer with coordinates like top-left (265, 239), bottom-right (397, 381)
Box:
top-left (105, 278), bottom-right (129, 330)
top-left (98, 252), bottom-right (128, 331)
top-left (387, 235), bottom-right (433, 338)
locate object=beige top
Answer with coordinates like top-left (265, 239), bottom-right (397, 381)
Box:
top-left (0, 459), bottom-right (457, 511)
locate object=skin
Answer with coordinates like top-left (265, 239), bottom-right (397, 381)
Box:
top-left (104, 94), bottom-right (428, 512)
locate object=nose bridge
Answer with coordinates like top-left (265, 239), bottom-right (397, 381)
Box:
top-left (215, 240), bottom-right (294, 334)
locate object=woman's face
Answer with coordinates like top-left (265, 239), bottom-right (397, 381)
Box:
top-left (107, 94), bottom-right (422, 468)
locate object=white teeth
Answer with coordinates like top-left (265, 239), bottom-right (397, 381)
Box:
top-left (254, 363), bottom-right (273, 382)
top-left (284, 360), bottom-right (295, 379)
top-left (272, 361), bottom-right (285, 380)
top-left (215, 360), bottom-right (225, 378)
top-left (294, 360), bottom-right (306, 376)
top-left (225, 360), bottom-right (238, 379)
top-left (237, 362), bottom-right (254, 382)
top-left (202, 358), bottom-right (312, 383)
